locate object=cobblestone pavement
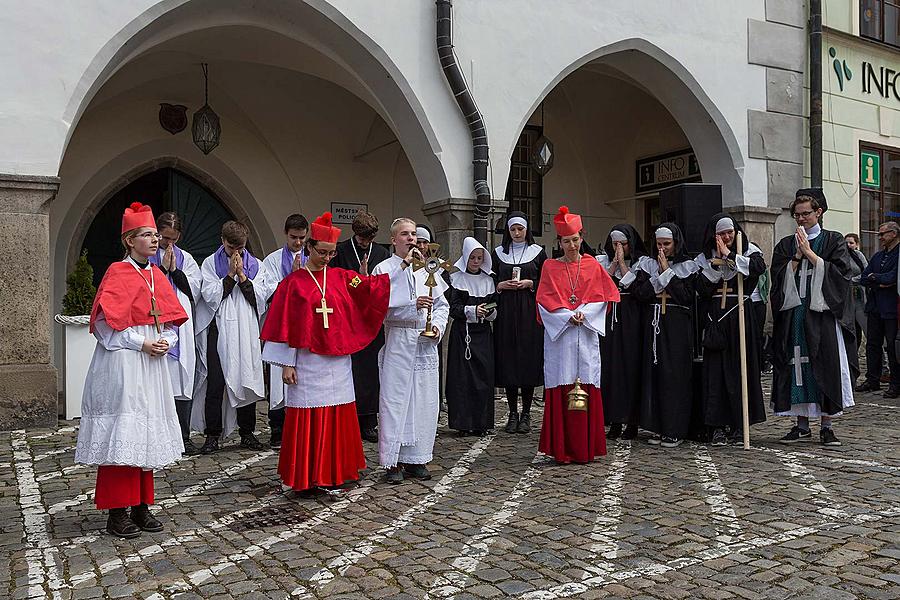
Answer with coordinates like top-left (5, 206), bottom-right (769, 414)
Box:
top-left (2, 379), bottom-right (898, 599)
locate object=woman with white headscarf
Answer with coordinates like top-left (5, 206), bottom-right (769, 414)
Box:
top-left (491, 211), bottom-right (547, 434)
top-left (445, 237), bottom-right (498, 435)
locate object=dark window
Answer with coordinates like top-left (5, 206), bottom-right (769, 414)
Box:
top-left (504, 126), bottom-right (543, 227)
top-left (860, 0), bottom-right (900, 47)
top-left (859, 144), bottom-right (900, 256)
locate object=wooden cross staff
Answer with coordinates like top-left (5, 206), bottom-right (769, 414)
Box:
top-left (735, 232), bottom-right (751, 450)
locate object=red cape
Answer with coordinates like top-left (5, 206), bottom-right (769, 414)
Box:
top-left (260, 267), bottom-right (390, 356)
top-left (536, 255), bottom-right (620, 322)
top-left (90, 262), bottom-right (188, 333)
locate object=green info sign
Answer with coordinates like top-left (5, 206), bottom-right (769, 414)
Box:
top-left (861, 151), bottom-right (880, 188)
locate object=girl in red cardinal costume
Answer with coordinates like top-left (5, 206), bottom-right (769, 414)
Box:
top-left (75, 202), bottom-right (188, 538)
top-left (260, 212), bottom-right (391, 494)
top-left (537, 206), bottom-right (620, 463)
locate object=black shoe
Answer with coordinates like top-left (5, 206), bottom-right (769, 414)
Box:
top-left (403, 463), bottom-right (432, 480)
top-left (660, 436), bottom-right (683, 448)
top-left (269, 431), bottom-right (282, 449)
top-left (182, 439), bottom-right (201, 456)
top-left (711, 428), bottom-right (727, 447)
top-left (622, 424), bottom-right (638, 440)
top-left (240, 433), bottom-right (266, 450)
top-left (129, 503), bottom-right (163, 532)
top-left (855, 381), bottom-right (881, 393)
top-left (385, 467), bottom-right (404, 484)
top-left (106, 508), bottom-right (141, 539)
top-left (779, 426), bottom-right (811, 444)
top-left (606, 423), bottom-right (623, 440)
top-left (884, 387), bottom-right (900, 399)
top-left (200, 435), bottom-right (220, 454)
top-left (727, 428), bottom-right (743, 445)
top-left (504, 412), bottom-right (519, 434)
top-left (361, 427), bottom-right (378, 443)
top-left (820, 427), bottom-right (842, 446)
top-left (517, 413), bottom-right (531, 434)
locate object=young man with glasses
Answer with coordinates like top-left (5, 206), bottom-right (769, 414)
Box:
top-left (770, 189), bottom-right (857, 446)
top-left (857, 222), bottom-right (900, 398)
top-left (330, 211), bottom-right (391, 442)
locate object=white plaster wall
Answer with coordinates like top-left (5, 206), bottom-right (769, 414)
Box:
top-left (1, 0), bottom-right (768, 205)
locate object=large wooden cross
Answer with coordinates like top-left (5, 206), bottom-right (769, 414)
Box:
top-left (656, 290), bottom-right (670, 315)
top-left (149, 297), bottom-right (163, 334)
top-left (717, 278), bottom-right (734, 309)
top-left (316, 297), bottom-right (334, 329)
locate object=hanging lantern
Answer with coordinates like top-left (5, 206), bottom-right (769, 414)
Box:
top-left (192, 63), bottom-right (220, 155)
top-left (531, 135), bottom-right (554, 176)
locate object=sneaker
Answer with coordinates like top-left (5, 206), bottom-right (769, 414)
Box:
top-left (622, 424), bottom-right (639, 440)
top-left (240, 433), bottom-right (266, 451)
top-left (856, 381), bottom-right (881, 393)
top-left (182, 439), bottom-right (201, 456)
top-left (269, 431), bottom-right (282, 450)
top-left (504, 412), bottom-right (519, 434)
top-left (385, 467), bottom-right (404, 484)
top-left (711, 428), bottom-right (727, 447)
top-left (660, 436), bottom-right (683, 448)
top-left (606, 423), bottom-right (623, 440)
top-left (199, 435), bottom-right (220, 455)
top-left (820, 428), bottom-right (842, 446)
top-left (647, 435), bottom-right (662, 446)
top-left (517, 412), bottom-right (532, 434)
top-left (403, 463), bottom-right (432, 480)
top-left (779, 426), bottom-right (811, 444)
top-left (361, 427), bottom-right (378, 443)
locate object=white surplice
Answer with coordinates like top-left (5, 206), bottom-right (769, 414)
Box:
top-left (538, 302), bottom-right (608, 389)
top-left (191, 254), bottom-right (266, 438)
top-left (75, 260), bottom-right (184, 469)
top-left (257, 247), bottom-right (303, 410)
top-left (165, 249), bottom-right (202, 401)
top-left (372, 255), bottom-right (449, 467)
top-left (261, 342), bottom-right (355, 408)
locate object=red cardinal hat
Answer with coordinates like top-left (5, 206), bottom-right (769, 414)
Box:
top-left (122, 202), bottom-right (156, 235)
top-left (310, 211), bottom-right (341, 244)
top-left (553, 205), bottom-right (582, 237)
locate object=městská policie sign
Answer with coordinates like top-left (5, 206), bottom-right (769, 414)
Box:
top-left (635, 149), bottom-right (701, 194)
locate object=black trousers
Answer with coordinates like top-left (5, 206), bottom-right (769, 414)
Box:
top-left (268, 406), bottom-right (285, 434)
top-left (864, 315), bottom-right (899, 388)
top-left (204, 322), bottom-right (257, 437)
top-left (751, 300), bottom-right (768, 369)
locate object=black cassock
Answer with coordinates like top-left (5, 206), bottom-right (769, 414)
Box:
top-left (446, 282), bottom-right (497, 432)
top-left (695, 242), bottom-right (767, 430)
top-left (491, 246), bottom-right (546, 388)
top-left (770, 228), bottom-right (858, 416)
top-left (330, 237), bottom-right (391, 421)
top-left (635, 260), bottom-right (698, 440)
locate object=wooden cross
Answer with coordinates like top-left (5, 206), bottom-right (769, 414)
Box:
top-left (315, 297), bottom-right (334, 329)
top-left (149, 296), bottom-right (163, 334)
top-left (656, 290), bottom-right (670, 315)
top-left (717, 278), bottom-right (734, 309)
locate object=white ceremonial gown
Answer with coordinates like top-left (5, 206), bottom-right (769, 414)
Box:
top-left (538, 302), bottom-right (608, 389)
top-left (75, 261), bottom-right (184, 469)
top-left (165, 249), bottom-right (202, 401)
top-left (257, 247), bottom-right (304, 410)
top-left (372, 255), bottom-right (450, 467)
top-left (261, 343), bottom-right (355, 408)
top-left (191, 255), bottom-right (267, 438)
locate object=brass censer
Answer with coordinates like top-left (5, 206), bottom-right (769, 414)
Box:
top-left (567, 378), bottom-right (589, 411)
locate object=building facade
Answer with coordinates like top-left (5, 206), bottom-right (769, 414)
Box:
top-left (0, 0), bottom-right (806, 429)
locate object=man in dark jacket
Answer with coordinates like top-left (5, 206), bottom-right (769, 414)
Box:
top-left (857, 221), bottom-right (900, 398)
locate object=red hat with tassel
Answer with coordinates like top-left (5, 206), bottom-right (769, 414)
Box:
top-left (310, 211), bottom-right (341, 244)
top-left (121, 202), bottom-right (156, 235)
top-left (553, 205), bottom-right (582, 237)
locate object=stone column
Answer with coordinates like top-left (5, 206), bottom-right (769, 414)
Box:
top-left (421, 197), bottom-right (476, 258)
top-left (0, 175), bottom-right (59, 430)
top-left (731, 205), bottom-right (781, 261)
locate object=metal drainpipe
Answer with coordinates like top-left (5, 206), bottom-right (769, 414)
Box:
top-left (810, 0), bottom-right (823, 188)
top-left (436, 0), bottom-right (491, 245)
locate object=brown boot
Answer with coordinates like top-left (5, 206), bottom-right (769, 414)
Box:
top-left (106, 508), bottom-right (141, 539)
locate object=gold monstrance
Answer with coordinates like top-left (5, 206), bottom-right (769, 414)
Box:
top-left (410, 243), bottom-right (458, 338)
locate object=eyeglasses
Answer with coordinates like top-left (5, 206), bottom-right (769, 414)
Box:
top-left (136, 232), bottom-right (162, 240)
top-left (792, 210), bottom-right (816, 219)
top-left (311, 248), bottom-right (337, 258)
top-left (877, 231), bottom-right (896, 237)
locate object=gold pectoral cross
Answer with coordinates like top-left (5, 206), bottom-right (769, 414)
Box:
top-left (656, 290), bottom-right (670, 315)
top-left (149, 297), bottom-right (163, 334)
top-left (316, 297), bottom-right (334, 329)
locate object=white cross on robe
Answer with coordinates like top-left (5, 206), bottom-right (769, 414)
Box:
top-left (798, 261), bottom-right (811, 299)
top-left (790, 345), bottom-right (810, 386)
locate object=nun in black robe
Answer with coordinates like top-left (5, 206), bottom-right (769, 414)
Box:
top-left (694, 214), bottom-right (767, 445)
top-left (596, 224), bottom-right (649, 439)
top-left (491, 211), bottom-right (547, 434)
top-left (330, 230), bottom-right (391, 442)
top-left (445, 237), bottom-right (497, 435)
top-left (634, 223), bottom-right (700, 447)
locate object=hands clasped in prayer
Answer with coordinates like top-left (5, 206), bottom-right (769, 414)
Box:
top-left (141, 337), bottom-right (170, 356)
top-left (568, 311), bottom-right (586, 326)
top-left (793, 226), bottom-right (819, 267)
top-left (228, 250), bottom-right (247, 282)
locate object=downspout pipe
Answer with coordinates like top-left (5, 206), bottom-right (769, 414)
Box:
top-left (436, 0), bottom-right (491, 245)
top-left (810, 0), bottom-right (823, 188)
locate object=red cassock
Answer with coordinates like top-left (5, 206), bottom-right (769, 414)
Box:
top-left (536, 255), bottom-right (619, 464)
top-left (260, 267), bottom-right (390, 490)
